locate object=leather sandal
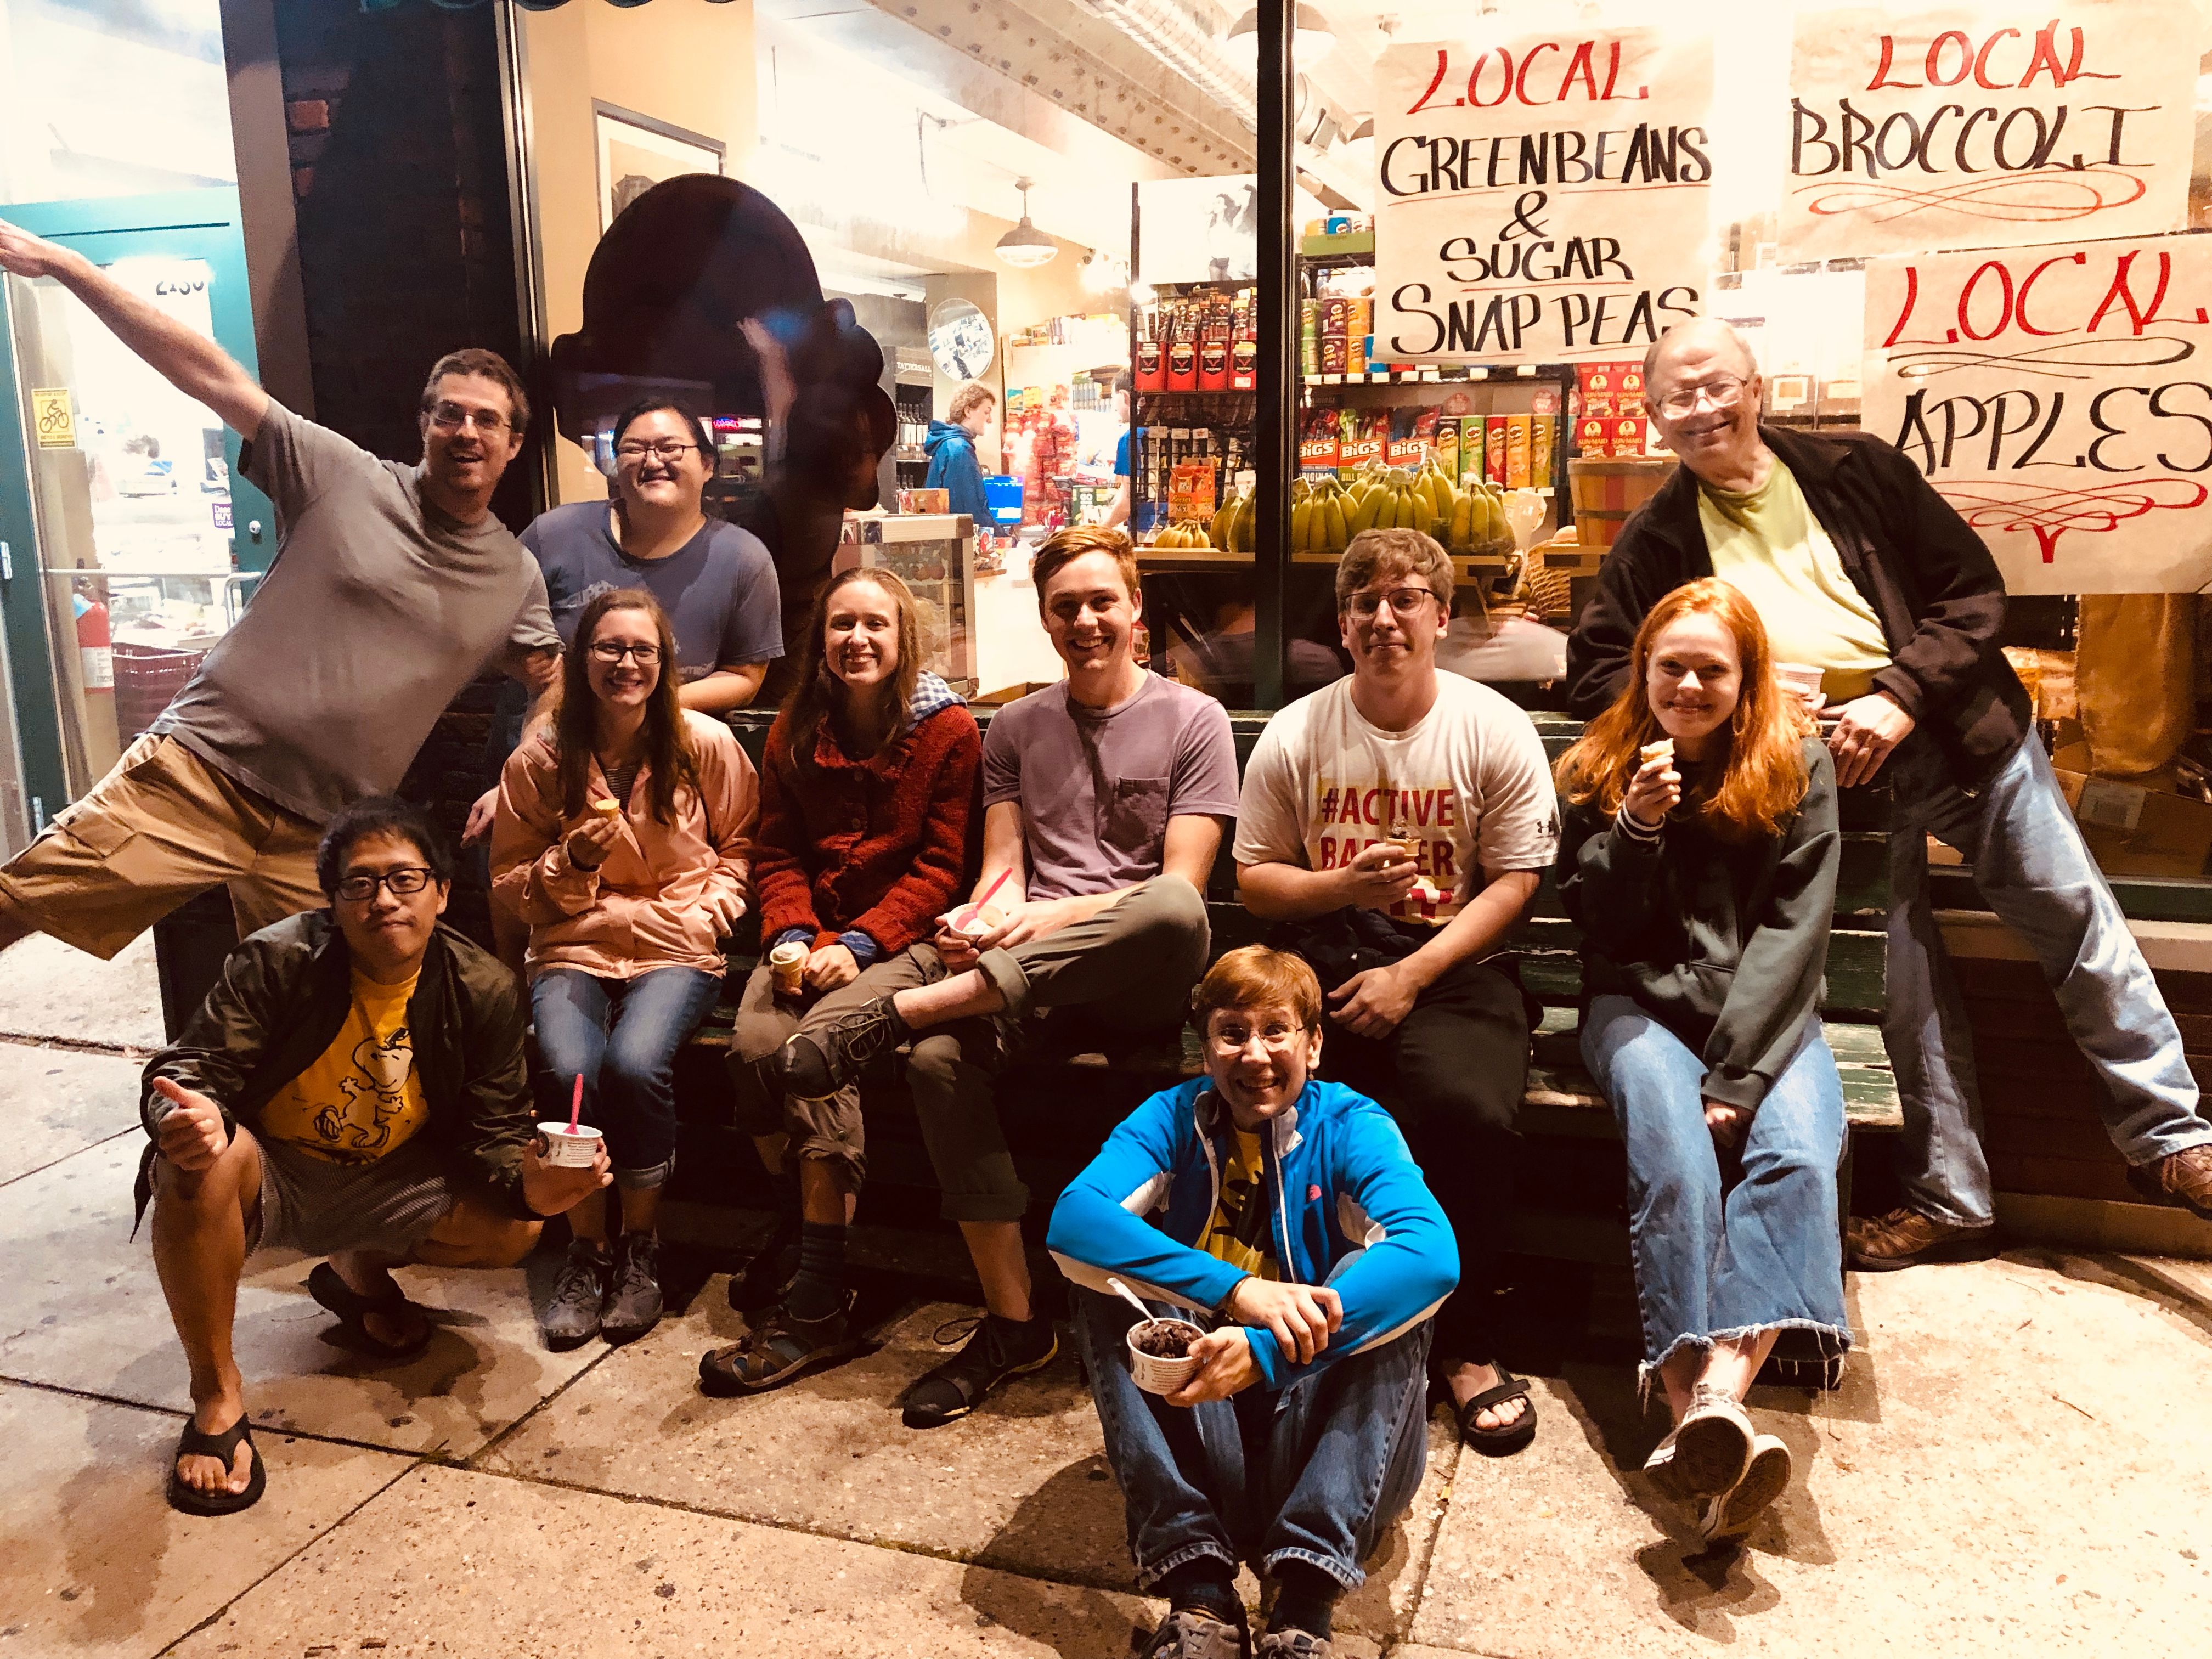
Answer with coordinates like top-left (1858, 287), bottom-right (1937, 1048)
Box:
top-left (167, 1414), bottom-right (267, 1516)
top-left (306, 1262), bottom-right (431, 1361)
top-left (1443, 1361), bottom-right (1537, 1457)
top-left (698, 1292), bottom-right (861, 1396)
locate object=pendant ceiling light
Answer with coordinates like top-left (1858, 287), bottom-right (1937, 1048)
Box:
top-left (995, 178), bottom-right (1058, 269)
top-left (1228, 3), bottom-right (1336, 63)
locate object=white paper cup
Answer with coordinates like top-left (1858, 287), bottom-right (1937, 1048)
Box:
top-left (940, 903), bottom-right (1005, 941)
top-left (1126, 1318), bottom-right (1206, 1396)
top-left (768, 940), bottom-right (808, 994)
top-left (1775, 662), bottom-right (1827, 704)
top-left (538, 1122), bottom-right (604, 1168)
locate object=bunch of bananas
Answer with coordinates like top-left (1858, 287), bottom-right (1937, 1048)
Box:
top-left (1208, 488), bottom-right (1258, 554)
top-left (1294, 462), bottom-right (1517, 558)
top-left (1147, 520), bottom-right (1215, 549)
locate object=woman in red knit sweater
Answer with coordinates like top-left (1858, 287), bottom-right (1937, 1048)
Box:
top-left (703, 567), bottom-right (981, 1394)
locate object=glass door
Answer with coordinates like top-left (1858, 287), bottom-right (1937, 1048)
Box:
top-left (0, 189), bottom-right (271, 845)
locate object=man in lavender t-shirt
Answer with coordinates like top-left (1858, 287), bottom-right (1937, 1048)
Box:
top-left (756, 528), bottom-right (1237, 1427)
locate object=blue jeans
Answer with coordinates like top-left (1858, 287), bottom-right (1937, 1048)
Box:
top-left (1582, 996), bottom-right (1852, 1381)
top-left (1884, 731), bottom-right (2212, 1227)
top-left (1073, 1286), bottom-right (1431, 1593)
top-left (531, 966), bottom-right (723, 1189)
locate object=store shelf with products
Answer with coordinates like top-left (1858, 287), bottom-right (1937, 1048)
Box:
top-left (1003, 312), bottom-right (1129, 532)
top-left (1127, 280), bottom-right (1258, 548)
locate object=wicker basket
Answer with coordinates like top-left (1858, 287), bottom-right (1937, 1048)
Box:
top-left (1567, 456), bottom-right (1674, 548)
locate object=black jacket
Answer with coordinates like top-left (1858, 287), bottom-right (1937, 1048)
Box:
top-left (1565, 425), bottom-right (2032, 786)
top-left (1557, 739), bottom-right (1840, 1111)
top-left (137, 912), bottom-right (537, 1222)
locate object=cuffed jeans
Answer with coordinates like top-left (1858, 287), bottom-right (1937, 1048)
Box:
top-left (532, 966), bottom-right (723, 1189)
top-left (878, 875), bottom-right (1210, 1223)
top-left (1582, 996), bottom-right (1852, 1381)
top-left (1073, 1286), bottom-right (1431, 1593)
top-left (1883, 730), bottom-right (2212, 1227)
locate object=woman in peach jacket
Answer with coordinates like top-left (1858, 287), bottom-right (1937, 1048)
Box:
top-left (492, 587), bottom-right (758, 1348)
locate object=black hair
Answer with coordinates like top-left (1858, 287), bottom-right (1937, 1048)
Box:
top-left (315, 797), bottom-right (454, 897)
top-left (610, 398), bottom-right (713, 461)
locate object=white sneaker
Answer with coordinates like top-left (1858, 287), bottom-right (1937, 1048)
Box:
top-left (1669, 1382), bottom-right (1754, 1499)
top-left (1700, 1434), bottom-right (1792, 1544)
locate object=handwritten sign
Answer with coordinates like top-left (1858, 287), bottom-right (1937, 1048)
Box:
top-left (1863, 234), bottom-right (2212, 593)
top-left (31, 389), bottom-right (73, 450)
top-left (1782, 3), bottom-right (2193, 262)
top-left (1371, 28), bottom-right (1713, 365)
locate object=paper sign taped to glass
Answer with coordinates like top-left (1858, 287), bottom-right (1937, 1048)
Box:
top-left (1861, 232), bottom-right (2212, 594)
top-left (1369, 27), bottom-right (1713, 366)
top-left (1780, 1), bottom-right (2194, 262)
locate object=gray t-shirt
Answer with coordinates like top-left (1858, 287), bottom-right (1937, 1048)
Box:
top-left (151, 404), bottom-right (557, 822)
top-left (520, 501), bottom-right (783, 679)
top-left (981, 674), bottom-right (1240, 902)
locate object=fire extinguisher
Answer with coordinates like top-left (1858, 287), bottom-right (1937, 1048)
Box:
top-left (74, 593), bottom-right (114, 697)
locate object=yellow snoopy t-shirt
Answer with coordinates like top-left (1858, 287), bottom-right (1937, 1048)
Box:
top-left (259, 970), bottom-right (428, 1164)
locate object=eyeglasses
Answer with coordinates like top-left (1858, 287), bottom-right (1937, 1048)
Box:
top-left (1209, 1020), bottom-right (1309, 1051)
top-left (1345, 586), bottom-right (1437, 619)
top-left (335, 867), bottom-right (437, 902)
top-left (615, 440), bottom-right (701, 464)
top-left (425, 402), bottom-right (510, 435)
top-left (1655, 375), bottom-right (1747, 420)
top-left (588, 641), bottom-right (662, 665)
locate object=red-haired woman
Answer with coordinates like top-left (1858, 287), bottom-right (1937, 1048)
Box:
top-left (1554, 576), bottom-right (1847, 1547)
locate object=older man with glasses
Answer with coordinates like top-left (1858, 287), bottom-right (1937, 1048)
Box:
top-left (1234, 526), bottom-right (1559, 1457)
top-left (1566, 316), bottom-right (2212, 1266)
top-left (0, 218), bottom-right (559, 963)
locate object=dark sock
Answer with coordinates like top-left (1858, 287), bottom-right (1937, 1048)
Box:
top-left (1268, 1562), bottom-right (1339, 1640)
top-left (784, 1221), bottom-right (847, 1321)
top-left (1156, 1559), bottom-right (1240, 1629)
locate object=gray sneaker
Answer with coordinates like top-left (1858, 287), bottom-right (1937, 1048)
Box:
top-left (540, 1239), bottom-right (610, 1351)
top-left (1256, 1632), bottom-right (1331, 1658)
top-left (1139, 1609), bottom-right (1249, 1659)
top-left (601, 1232), bottom-right (664, 1345)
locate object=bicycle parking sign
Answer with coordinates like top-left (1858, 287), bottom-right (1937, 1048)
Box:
top-left (30, 388), bottom-right (74, 449)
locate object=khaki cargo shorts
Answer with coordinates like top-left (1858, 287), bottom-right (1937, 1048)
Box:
top-left (0, 734), bottom-right (325, 960)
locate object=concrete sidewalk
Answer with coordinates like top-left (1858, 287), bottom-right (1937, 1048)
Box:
top-left (4, 933), bottom-right (2210, 1657)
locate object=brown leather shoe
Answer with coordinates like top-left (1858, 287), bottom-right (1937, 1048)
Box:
top-left (1846, 1206), bottom-right (1996, 1272)
top-left (2126, 1145), bottom-right (2212, 1220)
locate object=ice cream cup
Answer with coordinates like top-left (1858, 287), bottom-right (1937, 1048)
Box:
top-left (1126, 1317), bottom-right (1206, 1396)
top-left (940, 903), bottom-right (1006, 941)
top-left (768, 940), bottom-right (808, 995)
top-left (1774, 662), bottom-right (1827, 708)
top-left (537, 1121), bottom-right (605, 1169)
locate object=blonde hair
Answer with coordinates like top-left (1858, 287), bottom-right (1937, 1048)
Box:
top-left (948, 382), bottom-right (996, 424)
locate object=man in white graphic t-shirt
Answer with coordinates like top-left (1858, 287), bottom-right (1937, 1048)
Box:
top-left (1235, 527), bottom-right (1559, 1455)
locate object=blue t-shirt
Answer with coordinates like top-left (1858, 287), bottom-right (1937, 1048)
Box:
top-left (1115, 428), bottom-right (1131, 478)
top-left (519, 502), bottom-right (784, 680)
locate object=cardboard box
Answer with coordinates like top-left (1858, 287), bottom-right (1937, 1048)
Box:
top-left (2053, 766), bottom-right (2212, 878)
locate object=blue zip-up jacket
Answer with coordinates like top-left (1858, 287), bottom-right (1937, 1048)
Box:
top-left (1047, 1076), bottom-right (1457, 1390)
top-left (922, 420), bottom-right (991, 523)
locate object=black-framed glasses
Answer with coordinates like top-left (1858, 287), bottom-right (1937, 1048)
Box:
top-left (425, 401), bottom-right (510, 435)
top-left (615, 439), bottom-right (701, 464)
top-left (588, 641), bottom-right (663, 665)
top-left (1344, 586), bottom-right (1437, 619)
top-left (335, 867), bottom-right (437, 902)
top-left (1655, 375), bottom-right (1747, 420)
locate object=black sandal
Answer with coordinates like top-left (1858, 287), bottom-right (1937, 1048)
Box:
top-left (167, 1414), bottom-right (267, 1516)
top-left (307, 1262), bottom-right (432, 1361)
top-left (1444, 1361), bottom-right (1538, 1457)
top-left (698, 1292), bottom-right (861, 1396)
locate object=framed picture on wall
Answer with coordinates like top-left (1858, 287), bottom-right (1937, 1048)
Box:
top-left (594, 102), bottom-right (725, 232)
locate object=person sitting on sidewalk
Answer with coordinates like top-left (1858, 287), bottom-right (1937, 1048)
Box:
top-left (0, 218), bottom-right (557, 960)
top-left (1557, 577), bottom-right (1850, 1546)
top-left (1566, 316), bottom-right (2212, 1263)
top-left (754, 525), bottom-right (1239, 1429)
top-left (1235, 526), bottom-right (1557, 1456)
top-left (1047, 946), bottom-right (1455, 1659)
top-left (140, 798), bottom-right (608, 1517)
top-left (703, 568), bottom-right (981, 1394)
top-left (491, 590), bottom-right (758, 1349)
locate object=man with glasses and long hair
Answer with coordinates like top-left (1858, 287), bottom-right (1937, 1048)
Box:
top-left (1567, 317), bottom-right (2212, 1265)
top-left (1234, 526), bottom-right (1559, 1459)
top-left (0, 217), bottom-right (557, 961)
top-left (138, 797), bottom-right (607, 1517)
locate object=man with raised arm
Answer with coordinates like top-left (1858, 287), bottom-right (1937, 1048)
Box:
top-left (1566, 316), bottom-right (2212, 1266)
top-left (0, 219), bottom-right (558, 960)
top-left (749, 526), bottom-right (1239, 1429)
top-left (1236, 526), bottom-right (1557, 1456)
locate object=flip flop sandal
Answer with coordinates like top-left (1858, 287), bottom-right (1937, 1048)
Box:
top-left (1447, 1362), bottom-right (1538, 1457)
top-left (306, 1262), bottom-right (432, 1362)
top-left (697, 1292), bottom-right (860, 1397)
top-left (167, 1414), bottom-right (267, 1516)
